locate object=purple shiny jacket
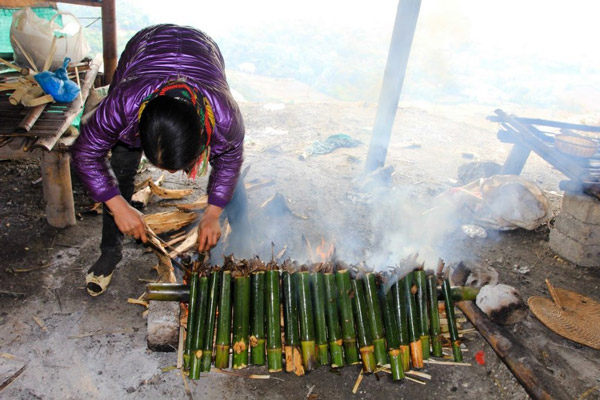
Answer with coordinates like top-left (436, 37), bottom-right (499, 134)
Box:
top-left (70, 24), bottom-right (244, 209)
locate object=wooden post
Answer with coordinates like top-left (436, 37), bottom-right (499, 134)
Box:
top-left (365, 0), bottom-right (421, 173)
top-left (41, 150), bottom-right (76, 228)
top-left (501, 142), bottom-right (531, 175)
top-left (101, 0), bottom-right (118, 85)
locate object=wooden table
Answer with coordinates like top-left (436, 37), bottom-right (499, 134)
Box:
top-left (0, 55), bottom-right (102, 228)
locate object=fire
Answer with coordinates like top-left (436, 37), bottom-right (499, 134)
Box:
top-left (315, 237), bottom-right (335, 263)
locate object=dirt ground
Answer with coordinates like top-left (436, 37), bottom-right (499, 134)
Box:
top-left (1, 89), bottom-right (600, 400)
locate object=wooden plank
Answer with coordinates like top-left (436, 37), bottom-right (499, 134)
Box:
top-left (41, 150), bottom-right (76, 228)
top-left (488, 115), bottom-right (600, 133)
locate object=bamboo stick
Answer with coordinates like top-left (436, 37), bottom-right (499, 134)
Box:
top-left (310, 269), bottom-right (329, 366)
top-left (250, 270), bottom-right (266, 366)
top-left (232, 273), bottom-right (250, 369)
top-left (265, 268), bottom-right (282, 372)
top-left (442, 277), bottom-right (462, 362)
top-left (184, 272), bottom-right (199, 370)
top-left (379, 276), bottom-right (404, 380)
top-left (426, 273), bottom-right (443, 357)
top-left (323, 271), bottom-right (344, 368)
top-left (296, 270), bottom-right (316, 371)
top-left (402, 274), bottom-right (423, 369)
top-left (282, 269), bottom-right (303, 375)
top-left (200, 269), bottom-right (220, 372)
top-left (335, 268), bottom-right (360, 365)
top-left (146, 289), bottom-right (189, 302)
top-left (351, 278), bottom-right (376, 373)
top-left (363, 272), bottom-right (387, 366)
top-left (414, 268), bottom-right (430, 360)
top-left (215, 270), bottom-right (233, 369)
top-left (22, 94), bottom-right (54, 107)
top-left (390, 277), bottom-right (410, 372)
top-left (189, 275), bottom-right (209, 379)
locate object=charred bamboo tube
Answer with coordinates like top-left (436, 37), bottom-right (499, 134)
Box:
top-left (363, 272), bottom-right (387, 366)
top-left (296, 271), bottom-right (316, 371)
top-left (265, 269), bottom-right (282, 372)
top-left (215, 270), bottom-right (232, 369)
top-left (189, 275), bottom-right (209, 379)
top-left (311, 271), bottom-right (329, 366)
top-left (426, 274), bottom-right (443, 357)
top-left (282, 271), bottom-right (303, 375)
top-left (414, 269), bottom-right (430, 360)
top-left (351, 279), bottom-right (376, 373)
top-left (232, 274), bottom-right (250, 369)
top-left (391, 278), bottom-right (410, 372)
top-left (201, 269), bottom-right (220, 372)
top-left (184, 272), bottom-right (199, 370)
top-left (379, 283), bottom-right (404, 380)
top-left (335, 269), bottom-right (360, 365)
top-left (449, 286), bottom-right (479, 302)
top-left (146, 283), bottom-right (188, 291)
top-left (323, 272), bottom-right (344, 368)
top-left (402, 274), bottom-right (423, 369)
top-left (146, 290), bottom-right (189, 302)
top-left (250, 271), bottom-right (266, 366)
top-left (442, 277), bottom-right (463, 362)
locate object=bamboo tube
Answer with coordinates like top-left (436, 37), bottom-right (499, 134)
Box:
top-left (351, 278), bottom-right (376, 373)
top-left (414, 269), bottom-right (430, 360)
top-left (215, 270), bottom-right (233, 369)
top-left (363, 272), bottom-right (387, 366)
top-left (200, 269), bottom-right (220, 372)
top-left (402, 274), bottom-right (423, 369)
top-left (22, 94), bottom-right (53, 107)
top-left (184, 272), bottom-right (199, 370)
top-left (426, 274), bottom-right (443, 357)
top-left (449, 286), bottom-right (479, 302)
top-left (323, 272), bottom-right (344, 368)
top-left (189, 275), bottom-right (209, 379)
top-left (379, 278), bottom-right (404, 380)
top-left (250, 270), bottom-right (266, 366)
top-left (442, 277), bottom-right (463, 362)
top-left (335, 269), bottom-right (360, 365)
top-left (282, 270), bottom-right (303, 375)
top-left (390, 277), bottom-right (410, 372)
top-left (310, 269), bottom-right (329, 366)
top-left (146, 289), bottom-right (189, 302)
top-left (9, 85), bottom-right (29, 106)
top-left (232, 273), bottom-right (250, 369)
top-left (265, 268), bottom-right (283, 372)
top-left (296, 271), bottom-right (316, 371)
top-left (147, 283), bottom-right (188, 291)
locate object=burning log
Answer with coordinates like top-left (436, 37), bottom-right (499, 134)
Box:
top-left (265, 262), bottom-right (283, 372)
top-left (282, 265), bottom-right (304, 375)
top-left (335, 267), bottom-right (360, 365)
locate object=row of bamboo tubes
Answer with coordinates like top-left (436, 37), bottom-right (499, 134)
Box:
top-left (147, 256), bottom-right (473, 381)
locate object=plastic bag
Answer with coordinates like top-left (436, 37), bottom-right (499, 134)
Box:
top-left (35, 58), bottom-right (81, 103)
top-left (10, 7), bottom-right (90, 71)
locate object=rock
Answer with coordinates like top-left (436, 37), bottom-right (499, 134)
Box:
top-left (476, 283), bottom-right (528, 325)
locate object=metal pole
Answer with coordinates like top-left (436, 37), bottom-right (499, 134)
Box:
top-left (101, 0), bottom-right (117, 85)
top-left (364, 0), bottom-right (421, 173)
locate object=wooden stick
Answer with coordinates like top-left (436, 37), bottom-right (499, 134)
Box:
top-left (11, 35), bottom-right (38, 72)
top-left (545, 279), bottom-right (563, 310)
top-left (42, 36), bottom-right (57, 72)
top-left (74, 66), bottom-right (83, 105)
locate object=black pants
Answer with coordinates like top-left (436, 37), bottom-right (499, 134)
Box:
top-left (101, 143), bottom-right (252, 257)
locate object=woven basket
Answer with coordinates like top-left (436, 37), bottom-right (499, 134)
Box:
top-left (554, 134), bottom-right (598, 158)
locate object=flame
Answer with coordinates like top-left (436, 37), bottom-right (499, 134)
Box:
top-left (315, 237), bottom-right (335, 263)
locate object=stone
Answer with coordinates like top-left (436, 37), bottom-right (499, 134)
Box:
top-left (549, 228), bottom-right (600, 267)
top-left (147, 300), bottom-right (180, 352)
top-left (554, 211), bottom-right (600, 246)
top-left (561, 192), bottom-right (600, 225)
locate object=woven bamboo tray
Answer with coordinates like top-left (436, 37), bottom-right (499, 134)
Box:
top-left (554, 134), bottom-right (598, 158)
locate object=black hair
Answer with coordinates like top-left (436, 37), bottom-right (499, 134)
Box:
top-left (138, 96), bottom-right (206, 171)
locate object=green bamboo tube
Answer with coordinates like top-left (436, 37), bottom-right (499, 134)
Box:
top-left (426, 274), bottom-right (443, 357)
top-left (232, 274), bottom-right (250, 369)
top-left (146, 283), bottom-right (188, 291)
top-left (450, 286), bottom-right (480, 302)
top-left (265, 269), bottom-right (283, 372)
top-left (413, 269), bottom-right (430, 360)
top-left (295, 271), bottom-right (316, 371)
top-left (146, 290), bottom-right (189, 302)
top-left (335, 269), bottom-right (360, 365)
top-left (402, 274), bottom-right (423, 369)
top-left (189, 276), bottom-right (209, 379)
top-left (184, 272), bottom-right (199, 370)
top-left (310, 271), bottom-right (329, 366)
top-left (200, 269), bottom-right (220, 372)
top-left (442, 277), bottom-right (463, 362)
top-left (363, 272), bottom-right (388, 366)
top-left (350, 279), bottom-right (376, 373)
top-left (215, 270), bottom-right (233, 369)
top-left (379, 282), bottom-right (404, 380)
top-left (250, 271), bottom-right (266, 366)
top-left (390, 278), bottom-right (410, 372)
top-left (282, 271), bottom-right (303, 375)
top-left (323, 272), bottom-right (344, 368)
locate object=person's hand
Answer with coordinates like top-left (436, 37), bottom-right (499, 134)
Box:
top-left (197, 204), bottom-right (223, 252)
top-left (105, 195), bottom-right (147, 242)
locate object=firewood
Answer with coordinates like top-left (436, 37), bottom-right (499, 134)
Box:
top-left (22, 94), bottom-right (54, 107)
top-left (149, 180), bottom-right (193, 199)
top-left (144, 210), bottom-right (197, 235)
top-left (132, 174), bottom-right (165, 208)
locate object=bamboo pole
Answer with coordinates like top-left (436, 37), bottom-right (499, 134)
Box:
top-left (296, 270), bottom-right (316, 371)
top-left (351, 278), bottom-right (376, 373)
top-left (402, 274), bottom-right (423, 369)
top-left (215, 270), bottom-right (233, 369)
top-left (183, 272), bottom-right (199, 370)
top-left (282, 269), bottom-right (303, 375)
top-left (232, 272), bottom-right (250, 369)
top-left (310, 268), bottom-right (330, 366)
top-left (323, 271), bottom-right (344, 368)
top-left (390, 277), bottom-right (410, 372)
top-left (335, 268), bottom-right (360, 365)
top-left (363, 272), bottom-right (387, 366)
top-left (379, 275), bottom-right (404, 380)
top-left (250, 270), bottom-right (266, 366)
top-left (189, 275), bottom-right (209, 379)
top-left (414, 268), bottom-right (430, 359)
top-left (442, 277), bottom-right (462, 362)
top-left (200, 269), bottom-right (220, 372)
top-left (426, 273), bottom-right (443, 357)
top-left (265, 268), bottom-right (282, 372)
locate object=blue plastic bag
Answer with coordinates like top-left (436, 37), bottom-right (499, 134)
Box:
top-left (34, 57), bottom-right (80, 103)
